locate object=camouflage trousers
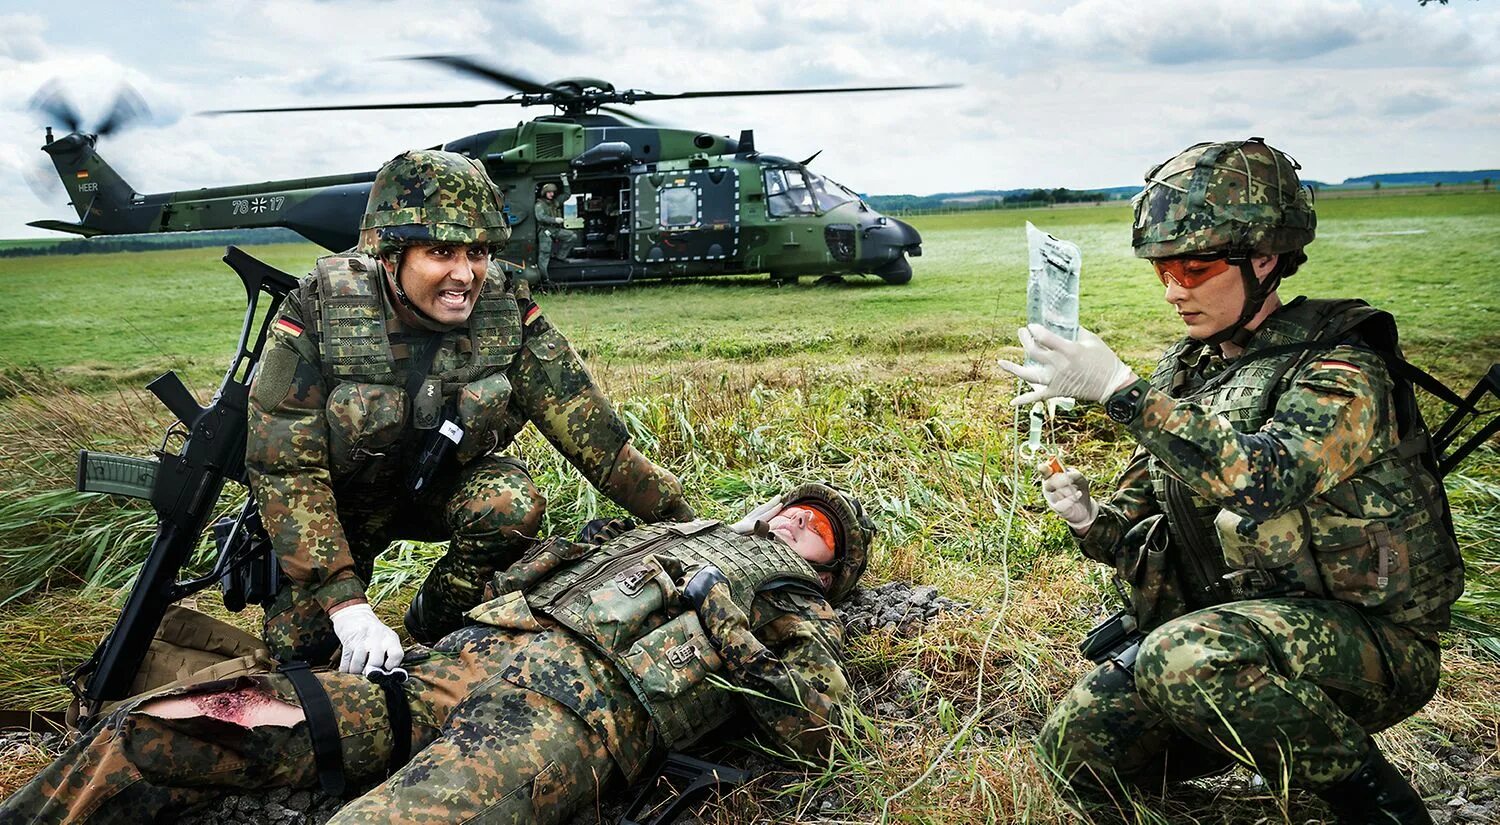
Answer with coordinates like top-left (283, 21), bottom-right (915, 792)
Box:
top-left (1036, 598), bottom-right (1440, 804)
top-left (0, 624), bottom-right (653, 825)
top-left (536, 228), bottom-right (577, 282)
top-left (264, 454), bottom-right (545, 665)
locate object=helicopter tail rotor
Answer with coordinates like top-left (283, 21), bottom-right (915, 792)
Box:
top-left (28, 81), bottom-right (84, 133)
top-left (95, 85), bottom-right (151, 137)
top-left (29, 81), bottom-right (152, 138)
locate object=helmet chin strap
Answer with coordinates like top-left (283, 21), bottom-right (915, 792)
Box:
top-left (383, 254), bottom-right (458, 333)
top-left (1201, 252), bottom-right (1281, 349)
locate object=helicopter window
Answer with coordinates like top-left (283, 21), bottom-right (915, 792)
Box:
top-left (764, 168), bottom-right (816, 218)
top-left (660, 185), bottom-right (700, 228)
top-left (808, 172), bottom-right (857, 212)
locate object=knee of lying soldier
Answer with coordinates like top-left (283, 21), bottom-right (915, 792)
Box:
top-left (451, 481), bottom-right (545, 542)
top-left (1134, 613), bottom-right (1260, 713)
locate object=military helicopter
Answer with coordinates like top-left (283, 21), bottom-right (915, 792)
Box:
top-left (29, 58), bottom-right (952, 286)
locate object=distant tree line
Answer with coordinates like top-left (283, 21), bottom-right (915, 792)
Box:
top-left (867, 187), bottom-right (1127, 214)
top-left (0, 228), bottom-right (306, 259)
top-left (1010, 188), bottom-right (1115, 204)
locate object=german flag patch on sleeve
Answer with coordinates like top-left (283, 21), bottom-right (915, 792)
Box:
top-left (1313, 359), bottom-right (1362, 374)
top-left (273, 318), bottom-right (304, 338)
top-left (522, 303), bottom-right (541, 326)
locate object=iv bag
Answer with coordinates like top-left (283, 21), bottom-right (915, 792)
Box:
top-left (1024, 221), bottom-right (1081, 366)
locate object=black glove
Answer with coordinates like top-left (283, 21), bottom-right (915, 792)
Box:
top-left (576, 517), bottom-right (637, 546)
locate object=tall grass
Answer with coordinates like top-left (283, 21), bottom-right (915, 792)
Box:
top-left (1, 197), bottom-right (1496, 818)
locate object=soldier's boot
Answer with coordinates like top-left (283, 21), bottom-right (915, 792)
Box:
top-left (1315, 745), bottom-right (1433, 825)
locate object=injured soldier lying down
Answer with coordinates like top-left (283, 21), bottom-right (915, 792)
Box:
top-left (1, 482), bottom-right (873, 825)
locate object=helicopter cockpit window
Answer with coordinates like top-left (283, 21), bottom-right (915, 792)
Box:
top-left (764, 168), bottom-right (816, 218)
top-left (808, 172), bottom-right (857, 212)
top-left (660, 185), bottom-right (700, 228)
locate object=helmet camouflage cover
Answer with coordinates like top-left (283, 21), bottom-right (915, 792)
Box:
top-left (1132, 137), bottom-right (1316, 259)
top-left (781, 482), bottom-right (874, 605)
top-left (359, 149), bottom-right (511, 258)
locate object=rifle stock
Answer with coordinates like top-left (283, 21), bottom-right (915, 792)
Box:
top-left (70, 247), bottom-right (298, 718)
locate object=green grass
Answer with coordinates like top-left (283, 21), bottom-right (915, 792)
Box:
top-left (0, 191), bottom-right (1496, 822)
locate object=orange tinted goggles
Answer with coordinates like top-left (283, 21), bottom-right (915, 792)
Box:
top-left (1152, 256), bottom-right (1234, 289)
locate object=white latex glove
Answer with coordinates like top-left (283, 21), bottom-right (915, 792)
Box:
top-left (330, 603), bottom-right (405, 675)
top-left (728, 494), bottom-right (785, 535)
top-left (997, 324), bottom-right (1138, 406)
top-left (1039, 462), bottom-right (1098, 533)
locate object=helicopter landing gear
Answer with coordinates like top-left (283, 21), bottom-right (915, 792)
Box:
top-left (815, 274), bottom-right (845, 286)
top-left (769, 272), bottom-right (799, 287)
top-left (874, 255), bottom-right (912, 285)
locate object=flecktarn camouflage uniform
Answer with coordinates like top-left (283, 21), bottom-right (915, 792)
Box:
top-left (0, 520), bottom-right (849, 824)
top-left (1036, 139), bottom-right (1463, 810)
top-left (534, 179), bottom-right (576, 283)
top-left (247, 151), bottom-right (691, 662)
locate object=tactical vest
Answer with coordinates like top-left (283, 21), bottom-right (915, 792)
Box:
top-left (305, 254), bottom-right (526, 476)
top-left (520, 520), bottom-right (822, 749)
top-left (1146, 298), bottom-right (1464, 632)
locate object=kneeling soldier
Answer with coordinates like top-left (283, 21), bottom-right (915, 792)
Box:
top-left (1001, 138), bottom-right (1461, 825)
top-left (248, 149), bottom-right (693, 674)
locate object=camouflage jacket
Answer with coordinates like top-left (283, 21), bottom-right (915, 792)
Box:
top-left (1080, 298), bottom-right (1461, 634)
top-left (245, 259), bottom-right (687, 612)
top-left (535, 179), bottom-right (570, 229)
top-left (471, 524), bottom-right (847, 772)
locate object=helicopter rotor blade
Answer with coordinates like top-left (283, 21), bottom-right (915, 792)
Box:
top-left (398, 56), bottom-right (556, 95)
top-left (28, 81), bottom-right (84, 133)
top-left (599, 105), bottom-right (657, 126)
top-left (96, 85), bottom-right (150, 137)
top-left (633, 83), bottom-right (961, 102)
top-left (202, 98), bottom-right (528, 115)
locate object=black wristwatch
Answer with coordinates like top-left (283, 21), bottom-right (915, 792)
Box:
top-left (1105, 378), bottom-right (1150, 424)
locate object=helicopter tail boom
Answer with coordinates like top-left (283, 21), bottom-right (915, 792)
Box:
top-left (38, 131), bottom-right (157, 234)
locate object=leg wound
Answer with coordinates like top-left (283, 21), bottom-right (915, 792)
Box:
top-left (141, 684), bottom-right (304, 728)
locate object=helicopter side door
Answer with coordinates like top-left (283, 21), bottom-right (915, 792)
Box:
top-left (632, 166), bottom-right (740, 267)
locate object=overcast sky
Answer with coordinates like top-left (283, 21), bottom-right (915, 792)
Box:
top-left (1, 0), bottom-right (1496, 238)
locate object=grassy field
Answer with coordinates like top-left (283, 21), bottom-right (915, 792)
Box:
top-left (0, 191), bottom-right (1496, 822)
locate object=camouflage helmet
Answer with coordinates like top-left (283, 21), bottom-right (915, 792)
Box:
top-left (540, 182), bottom-right (560, 197)
top-left (781, 482), bottom-right (874, 604)
top-left (358, 149), bottom-right (511, 259)
top-left (1132, 137), bottom-right (1315, 260)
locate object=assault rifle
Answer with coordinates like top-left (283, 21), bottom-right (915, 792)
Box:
top-left (69, 246), bottom-right (297, 722)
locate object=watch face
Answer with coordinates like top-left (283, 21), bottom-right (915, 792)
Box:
top-left (1108, 387), bottom-right (1142, 422)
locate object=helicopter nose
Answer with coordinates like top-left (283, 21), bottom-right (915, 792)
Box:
top-left (857, 215), bottom-right (922, 278)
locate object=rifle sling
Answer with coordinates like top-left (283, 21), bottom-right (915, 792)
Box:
top-left (278, 661), bottom-right (347, 798)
